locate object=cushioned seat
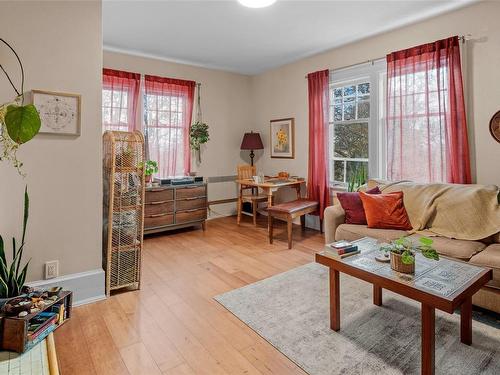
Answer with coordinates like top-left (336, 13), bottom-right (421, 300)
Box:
top-left (268, 199), bottom-right (320, 249)
top-left (335, 224), bottom-right (409, 242)
top-left (267, 199), bottom-right (318, 214)
top-left (406, 234), bottom-right (486, 261)
top-left (469, 244), bottom-right (500, 290)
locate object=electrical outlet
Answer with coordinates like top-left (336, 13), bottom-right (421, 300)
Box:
top-left (45, 260), bottom-right (59, 279)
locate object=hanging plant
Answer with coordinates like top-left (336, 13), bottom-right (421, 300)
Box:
top-left (190, 121), bottom-right (209, 163)
top-left (0, 38), bottom-right (41, 175)
top-left (190, 83), bottom-right (209, 164)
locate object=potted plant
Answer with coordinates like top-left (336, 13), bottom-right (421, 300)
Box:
top-left (142, 160), bottom-right (158, 183)
top-left (381, 237), bottom-right (439, 274)
top-left (190, 121), bottom-right (209, 164)
top-left (0, 38), bottom-right (41, 175)
top-left (0, 188), bottom-right (31, 307)
top-left (347, 165), bottom-right (367, 192)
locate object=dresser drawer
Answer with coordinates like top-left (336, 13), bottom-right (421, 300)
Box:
top-left (144, 213), bottom-right (174, 229)
top-left (146, 188), bottom-right (173, 203)
top-left (175, 186), bottom-right (206, 199)
top-left (176, 197), bottom-right (207, 211)
top-left (145, 201), bottom-right (174, 216)
top-left (176, 208), bottom-right (207, 224)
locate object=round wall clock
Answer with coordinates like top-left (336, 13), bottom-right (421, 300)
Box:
top-left (490, 110), bottom-right (500, 143)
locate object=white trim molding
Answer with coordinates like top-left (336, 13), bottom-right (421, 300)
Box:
top-left (27, 269), bottom-right (106, 306)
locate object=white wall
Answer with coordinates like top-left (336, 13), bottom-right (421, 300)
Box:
top-left (251, 0), bottom-right (500, 187)
top-left (0, 1), bottom-right (102, 282)
top-left (103, 51), bottom-right (254, 217)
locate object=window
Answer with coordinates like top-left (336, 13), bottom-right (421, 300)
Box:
top-left (144, 75), bottom-right (195, 177)
top-left (144, 92), bottom-right (186, 176)
top-left (102, 88), bottom-right (129, 131)
top-left (386, 66), bottom-right (449, 182)
top-left (329, 60), bottom-right (386, 186)
top-left (102, 69), bottom-right (140, 132)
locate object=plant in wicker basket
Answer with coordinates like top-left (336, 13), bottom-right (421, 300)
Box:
top-left (380, 237), bottom-right (439, 274)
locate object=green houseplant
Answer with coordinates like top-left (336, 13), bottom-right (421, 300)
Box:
top-left (347, 165), bottom-right (367, 192)
top-left (0, 38), bottom-right (41, 175)
top-left (0, 187), bottom-right (31, 299)
top-left (190, 121), bottom-right (209, 164)
top-left (381, 237), bottom-right (439, 274)
top-left (142, 160), bottom-right (158, 183)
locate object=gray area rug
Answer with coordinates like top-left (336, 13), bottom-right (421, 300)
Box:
top-left (214, 263), bottom-right (500, 375)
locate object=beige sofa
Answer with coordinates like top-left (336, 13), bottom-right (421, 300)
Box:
top-left (324, 180), bottom-right (500, 314)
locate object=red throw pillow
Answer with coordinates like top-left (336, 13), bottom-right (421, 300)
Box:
top-left (359, 191), bottom-right (413, 230)
top-left (337, 187), bottom-right (381, 225)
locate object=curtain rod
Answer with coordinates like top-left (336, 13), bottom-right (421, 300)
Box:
top-left (304, 34), bottom-right (472, 79)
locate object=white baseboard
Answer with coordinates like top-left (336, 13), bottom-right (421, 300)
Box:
top-left (28, 269), bottom-right (106, 306)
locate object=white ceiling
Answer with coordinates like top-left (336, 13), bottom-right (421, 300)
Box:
top-left (103, 0), bottom-right (477, 75)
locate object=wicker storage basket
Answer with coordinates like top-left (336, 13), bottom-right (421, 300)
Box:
top-left (390, 252), bottom-right (415, 274)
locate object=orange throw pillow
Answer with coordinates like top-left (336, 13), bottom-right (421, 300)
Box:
top-left (359, 191), bottom-right (413, 230)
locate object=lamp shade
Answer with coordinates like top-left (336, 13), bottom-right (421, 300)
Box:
top-left (240, 132), bottom-right (264, 150)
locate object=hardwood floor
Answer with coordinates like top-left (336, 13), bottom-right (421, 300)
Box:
top-left (55, 215), bottom-right (325, 374)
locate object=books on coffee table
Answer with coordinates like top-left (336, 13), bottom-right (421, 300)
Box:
top-left (324, 241), bottom-right (360, 259)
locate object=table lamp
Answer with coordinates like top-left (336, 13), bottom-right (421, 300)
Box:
top-left (240, 131), bottom-right (264, 166)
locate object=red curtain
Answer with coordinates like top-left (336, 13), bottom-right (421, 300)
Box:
top-left (386, 36), bottom-right (471, 184)
top-left (144, 75), bottom-right (195, 177)
top-left (102, 69), bottom-right (140, 132)
top-left (307, 69), bottom-right (330, 220)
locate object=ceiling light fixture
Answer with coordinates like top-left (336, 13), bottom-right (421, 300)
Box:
top-left (238, 0), bottom-right (277, 9)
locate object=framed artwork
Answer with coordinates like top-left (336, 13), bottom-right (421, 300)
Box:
top-left (270, 118), bottom-right (295, 159)
top-left (489, 110), bottom-right (500, 143)
top-left (32, 90), bottom-right (81, 136)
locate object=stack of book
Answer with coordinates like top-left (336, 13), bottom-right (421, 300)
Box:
top-left (27, 312), bottom-right (58, 343)
top-left (324, 241), bottom-right (360, 259)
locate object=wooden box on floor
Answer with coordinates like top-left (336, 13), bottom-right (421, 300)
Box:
top-left (102, 131), bottom-right (145, 296)
top-left (1, 291), bottom-right (72, 353)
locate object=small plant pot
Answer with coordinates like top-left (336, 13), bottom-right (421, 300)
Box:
top-left (145, 175), bottom-right (152, 183)
top-left (390, 252), bottom-right (415, 274)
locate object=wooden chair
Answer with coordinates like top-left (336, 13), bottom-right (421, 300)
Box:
top-left (237, 165), bottom-right (268, 226)
top-left (267, 199), bottom-right (321, 249)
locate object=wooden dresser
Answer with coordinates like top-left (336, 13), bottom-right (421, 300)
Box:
top-left (144, 183), bottom-right (207, 234)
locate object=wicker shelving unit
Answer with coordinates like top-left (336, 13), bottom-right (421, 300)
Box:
top-left (103, 131), bottom-right (145, 296)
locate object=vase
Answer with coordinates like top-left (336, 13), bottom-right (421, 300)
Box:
top-left (390, 252), bottom-right (415, 274)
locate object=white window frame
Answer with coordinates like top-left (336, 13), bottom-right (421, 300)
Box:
top-left (329, 59), bottom-right (386, 186)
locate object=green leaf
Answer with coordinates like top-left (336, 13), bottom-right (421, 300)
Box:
top-left (0, 257), bottom-right (9, 286)
top-left (0, 278), bottom-right (8, 299)
top-left (401, 250), bottom-right (415, 265)
top-left (422, 247), bottom-right (440, 261)
top-left (419, 237), bottom-right (433, 246)
top-left (4, 104), bottom-right (41, 144)
top-left (21, 186), bottom-right (29, 244)
top-left (16, 259), bottom-right (30, 291)
top-left (0, 235), bottom-right (5, 266)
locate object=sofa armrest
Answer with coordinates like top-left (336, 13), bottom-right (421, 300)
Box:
top-left (324, 204), bottom-right (345, 244)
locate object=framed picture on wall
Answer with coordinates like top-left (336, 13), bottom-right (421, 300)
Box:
top-left (270, 118), bottom-right (295, 159)
top-left (32, 90), bottom-right (81, 136)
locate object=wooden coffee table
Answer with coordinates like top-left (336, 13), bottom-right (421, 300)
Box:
top-left (315, 237), bottom-right (492, 375)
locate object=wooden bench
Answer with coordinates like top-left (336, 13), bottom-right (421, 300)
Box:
top-left (267, 199), bottom-right (321, 249)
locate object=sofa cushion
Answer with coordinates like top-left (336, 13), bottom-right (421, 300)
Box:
top-left (335, 224), bottom-right (409, 242)
top-left (469, 244), bottom-right (500, 290)
top-left (337, 186), bottom-right (381, 225)
top-left (359, 191), bottom-right (413, 230)
top-left (406, 234), bottom-right (486, 261)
